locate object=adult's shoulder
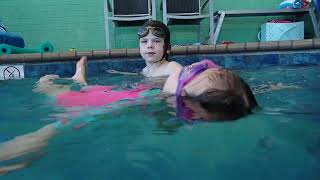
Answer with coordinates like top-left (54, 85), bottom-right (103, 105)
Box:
top-left (168, 61), bottom-right (182, 68)
top-left (166, 61), bottom-right (182, 74)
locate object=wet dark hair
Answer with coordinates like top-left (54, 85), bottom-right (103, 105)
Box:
top-left (139, 20), bottom-right (170, 44)
top-left (194, 90), bottom-right (251, 120)
top-left (176, 79), bottom-right (258, 121)
top-left (240, 78), bottom-right (258, 109)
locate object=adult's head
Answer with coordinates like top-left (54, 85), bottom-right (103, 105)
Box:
top-left (138, 20), bottom-right (171, 61)
top-left (183, 68), bottom-right (258, 111)
top-left (175, 90), bottom-right (253, 121)
top-left (163, 65), bottom-right (258, 120)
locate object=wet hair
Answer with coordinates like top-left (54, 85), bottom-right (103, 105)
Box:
top-left (139, 20), bottom-right (170, 44)
top-left (204, 69), bottom-right (258, 112)
top-left (240, 78), bottom-right (258, 109)
top-left (193, 89), bottom-right (252, 120)
top-left (177, 74), bottom-right (258, 121)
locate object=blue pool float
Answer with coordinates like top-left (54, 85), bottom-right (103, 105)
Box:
top-left (0, 32), bottom-right (25, 48)
top-left (0, 22), bottom-right (54, 55)
top-left (0, 22), bottom-right (25, 48)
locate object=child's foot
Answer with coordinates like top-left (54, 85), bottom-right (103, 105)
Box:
top-left (72, 56), bottom-right (88, 85)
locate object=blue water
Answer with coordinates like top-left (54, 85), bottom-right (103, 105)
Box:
top-left (1, 65), bottom-right (320, 180)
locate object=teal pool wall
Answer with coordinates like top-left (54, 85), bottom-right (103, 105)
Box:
top-left (19, 49), bottom-right (320, 78)
top-left (0, 39), bottom-right (319, 78)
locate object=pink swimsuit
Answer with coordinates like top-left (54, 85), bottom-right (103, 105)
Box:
top-left (56, 84), bottom-right (149, 107)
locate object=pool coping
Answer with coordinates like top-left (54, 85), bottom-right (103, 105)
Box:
top-left (0, 39), bottom-right (320, 64)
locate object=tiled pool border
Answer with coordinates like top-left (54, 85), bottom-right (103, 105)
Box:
top-left (0, 39), bottom-right (320, 78)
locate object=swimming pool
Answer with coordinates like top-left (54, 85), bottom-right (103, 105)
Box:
top-left (1, 62), bottom-right (320, 179)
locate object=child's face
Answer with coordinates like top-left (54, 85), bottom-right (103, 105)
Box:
top-left (139, 32), bottom-right (165, 63)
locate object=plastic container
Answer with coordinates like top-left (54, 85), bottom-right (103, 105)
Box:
top-left (258, 21), bottom-right (304, 42)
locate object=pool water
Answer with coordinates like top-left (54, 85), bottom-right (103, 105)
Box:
top-left (1, 65), bottom-right (320, 180)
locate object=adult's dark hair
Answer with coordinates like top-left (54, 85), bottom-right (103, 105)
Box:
top-left (240, 78), bottom-right (258, 109)
top-left (176, 76), bottom-right (258, 121)
top-left (191, 89), bottom-right (252, 121)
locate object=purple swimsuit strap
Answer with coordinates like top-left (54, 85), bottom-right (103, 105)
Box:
top-left (175, 59), bottom-right (220, 97)
top-left (175, 59), bottom-right (220, 120)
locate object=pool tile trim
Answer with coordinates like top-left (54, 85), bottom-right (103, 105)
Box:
top-left (1, 39), bottom-right (319, 63)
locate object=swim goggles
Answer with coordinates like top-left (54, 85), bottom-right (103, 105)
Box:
top-left (138, 26), bottom-right (166, 38)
